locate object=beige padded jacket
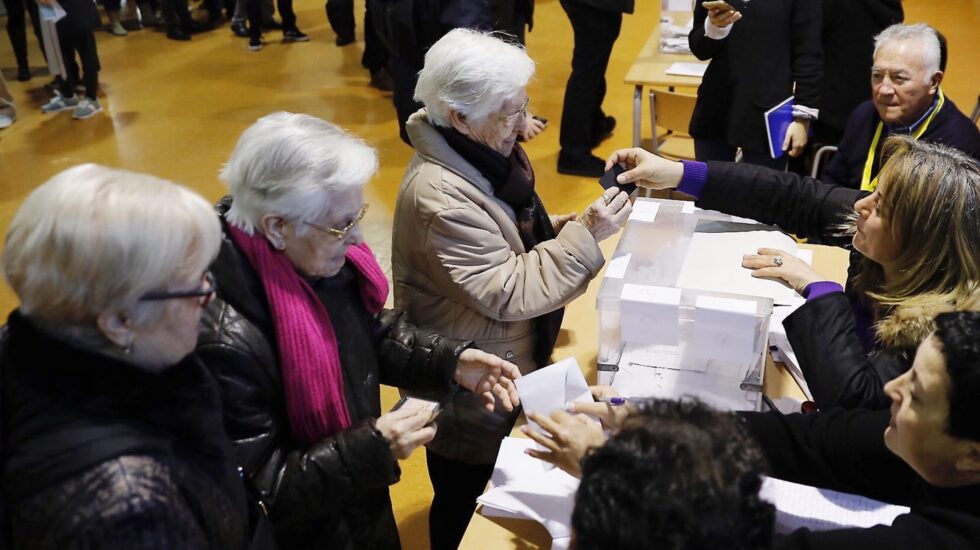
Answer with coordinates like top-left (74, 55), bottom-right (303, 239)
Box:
top-left (391, 111), bottom-right (606, 464)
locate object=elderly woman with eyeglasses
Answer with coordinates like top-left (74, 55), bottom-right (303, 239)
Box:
top-left (195, 111), bottom-right (522, 550)
top-left (0, 164), bottom-right (257, 549)
top-left (391, 28), bottom-right (633, 549)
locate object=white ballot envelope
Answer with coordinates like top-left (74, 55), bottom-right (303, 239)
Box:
top-left (515, 357), bottom-right (593, 431)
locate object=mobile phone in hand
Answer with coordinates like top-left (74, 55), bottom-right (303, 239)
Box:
top-left (390, 396), bottom-right (443, 425)
top-left (702, 0), bottom-right (732, 10)
top-left (599, 164), bottom-right (637, 196)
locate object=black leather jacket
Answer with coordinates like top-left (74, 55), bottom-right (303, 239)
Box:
top-left (1, 311), bottom-right (251, 550)
top-left (196, 210), bottom-right (473, 550)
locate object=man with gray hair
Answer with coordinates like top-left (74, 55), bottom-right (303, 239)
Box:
top-left (821, 22), bottom-right (979, 191)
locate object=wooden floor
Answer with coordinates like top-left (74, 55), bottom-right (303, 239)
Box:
top-left (0, 1), bottom-right (976, 548)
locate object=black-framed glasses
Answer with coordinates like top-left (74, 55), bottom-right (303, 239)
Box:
top-left (140, 271), bottom-right (217, 308)
top-left (304, 203), bottom-right (370, 240)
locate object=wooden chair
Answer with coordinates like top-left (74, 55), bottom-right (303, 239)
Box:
top-left (648, 88), bottom-right (698, 160)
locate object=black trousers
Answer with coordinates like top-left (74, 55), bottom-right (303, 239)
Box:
top-left (161, 0), bottom-right (219, 30)
top-left (391, 54), bottom-right (422, 145)
top-left (3, 0), bottom-right (45, 68)
top-left (694, 139), bottom-right (788, 171)
top-left (426, 450), bottom-right (494, 550)
top-left (56, 23), bottom-right (100, 100)
top-left (325, 0), bottom-right (388, 71)
top-left (558, 0), bottom-right (622, 156)
top-left (247, 0), bottom-right (296, 38)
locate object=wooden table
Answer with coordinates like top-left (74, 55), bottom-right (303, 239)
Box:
top-left (624, 13), bottom-right (704, 148)
top-left (458, 236), bottom-right (851, 549)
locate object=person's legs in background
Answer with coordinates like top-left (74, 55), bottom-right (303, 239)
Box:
top-left (103, 0), bottom-right (128, 36)
top-left (231, 0), bottom-right (272, 37)
top-left (275, 0), bottom-right (308, 42)
top-left (4, 0), bottom-right (32, 80)
top-left (0, 70), bottom-right (15, 129)
top-left (390, 55), bottom-right (422, 145)
top-left (71, 28), bottom-right (102, 119)
top-left (245, 0), bottom-right (264, 49)
top-left (325, 0), bottom-right (354, 45)
top-left (426, 450), bottom-right (495, 550)
top-left (557, 0), bottom-right (623, 177)
top-left (361, 2), bottom-right (391, 91)
top-left (161, 0), bottom-right (195, 40)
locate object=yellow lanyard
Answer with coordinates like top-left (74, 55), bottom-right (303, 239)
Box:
top-left (860, 89), bottom-right (945, 191)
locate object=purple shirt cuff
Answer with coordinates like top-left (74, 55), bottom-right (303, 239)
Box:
top-left (677, 160), bottom-right (708, 199)
top-left (802, 281), bottom-right (844, 300)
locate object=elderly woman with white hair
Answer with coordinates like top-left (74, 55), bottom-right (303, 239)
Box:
top-left (391, 28), bottom-right (633, 549)
top-left (1, 165), bottom-right (255, 549)
top-left (195, 111), bottom-right (521, 550)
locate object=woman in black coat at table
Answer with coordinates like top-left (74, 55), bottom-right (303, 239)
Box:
top-left (605, 136), bottom-right (980, 411)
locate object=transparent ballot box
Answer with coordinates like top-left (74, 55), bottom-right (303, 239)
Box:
top-left (597, 198), bottom-right (781, 412)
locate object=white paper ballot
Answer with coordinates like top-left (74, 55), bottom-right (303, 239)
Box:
top-left (620, 284), bottom-right (682, 345)
top-left (769, 303), bottom-right (814, 400)
top-left (665, 62), bottom-right (708, 78)
top-left (515, 358), bottom-right (593, 430)
top-left (676, 231), bottom-right (799, 302)
top-left (681, 201), bottom-right (761, 225)
top-left (760, 476), bottom-right (910, 534)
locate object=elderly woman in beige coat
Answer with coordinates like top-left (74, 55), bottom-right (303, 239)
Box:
top-left (391, 28), bottom-right (632, 550)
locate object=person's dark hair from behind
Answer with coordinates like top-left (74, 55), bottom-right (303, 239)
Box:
top-left (572, 399), bottom-right (775, 550)
top-left (936, 311), bottom-right (980, 442)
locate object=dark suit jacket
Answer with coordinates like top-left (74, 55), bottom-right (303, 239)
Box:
top-left (567, 0), bottom-right (633, 14)
top-left (821, 97), bottom-right (980, 189)
top-left (688, 0), bottom-right (822, 153)
top-left (819, 0), bottom-right (904, 131)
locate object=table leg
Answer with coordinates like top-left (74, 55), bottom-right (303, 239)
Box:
top-left (632, 84), bottom-right (642, 148)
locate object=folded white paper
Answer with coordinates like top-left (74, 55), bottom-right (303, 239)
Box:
top-left (479, 465), bottom-right (580, 541)
top-left (620, 284), bottom-right (682, 345)
top-left (769, 304), bottom-right (814, 400)
top-left (760, 476), bottom-right (910, 534)
top-left (514, 358), bottom-right (593, 431)
top-left (665, 62), bottom-right (708, 78)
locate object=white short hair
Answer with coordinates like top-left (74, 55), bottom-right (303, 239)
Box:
top-left (874, 23), bottom-right (942, 79)
top-left (2, 164), bottom-right (221, 328)
top-left (414, 29), bottom-right (536, 128)
top-left (221, 112), bottom-right (378, 234)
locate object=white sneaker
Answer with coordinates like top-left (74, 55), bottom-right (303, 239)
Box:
top-left (73, 98), bottom-right (103, 120)
top-left (0, 112), bottom-right (14, 129)
top-left (110, 21), bottom-right (128, 36)
top-left (41, 95), bottom-right (79, 113)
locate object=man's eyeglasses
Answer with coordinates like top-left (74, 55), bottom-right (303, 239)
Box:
top-left (304, 203), bottom-right (370, 240)
top-left (140, 271), bottom-right (217, 308)
top-left (502, 97), bottom-right (530, 125)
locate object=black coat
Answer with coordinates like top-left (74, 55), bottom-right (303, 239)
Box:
top-left (742, 408), bottom-right (980, 549)
top-left (821, 98), bottom-right (980, 189)
top-left (1, 311), bottom-right (252, 550)
top-left (195, 208), bottom-right (473, 550)
top-left (696, 161), bottom-right (911, 409)
top-left (818, 0), bottom-right (903, 131)
top-left (688, 0), bottom-right (822, 153)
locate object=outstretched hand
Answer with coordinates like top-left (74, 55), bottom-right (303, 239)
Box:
top-left (605, 148), bottom-right (685, 190)
top-left (741, 247), bottom-right (824, 294)
top-left (522, 410), bottom-right (607, 478)
top-left (454, 348), bottom-right (521, 412)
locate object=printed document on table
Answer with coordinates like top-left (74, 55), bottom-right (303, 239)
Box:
top-left (676, 230), bottom-right (799, 303)
top-left (760, 476), bottom-right (910, 534)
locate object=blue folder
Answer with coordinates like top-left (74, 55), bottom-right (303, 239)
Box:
top-left (764, 96), bottom-right (795, 159)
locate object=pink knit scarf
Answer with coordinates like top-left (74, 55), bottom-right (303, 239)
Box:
top-left (227, 224), bottom-right (389, 444)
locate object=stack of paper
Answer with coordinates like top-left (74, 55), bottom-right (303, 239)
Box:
top-left (665, 62), bottom-right (708, 78)
top-left (760, 476), bottom-right (910, 533)
top-left (478, 438), bottom-right (580, 550)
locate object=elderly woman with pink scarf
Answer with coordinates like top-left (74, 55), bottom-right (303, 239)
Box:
top-left (195, 112), bottom-right (520, 550)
